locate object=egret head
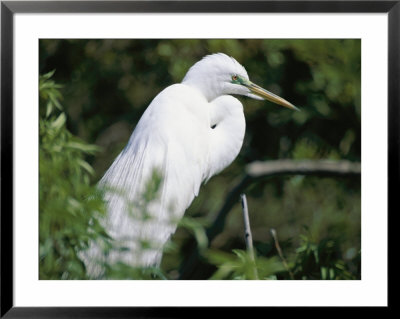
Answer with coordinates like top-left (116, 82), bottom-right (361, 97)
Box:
top-left (182, 53), bottom-right (298, 111)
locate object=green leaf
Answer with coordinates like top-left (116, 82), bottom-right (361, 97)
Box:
top-left (66, 141), bottom-right (100, 154)
top-left (77, 159), bottom-right (95, 175)
top-left (49, 93), bottom-right (63, 110)
top-left (50, 113), bottom-right (66, 130)
top-left (45, 101), bottom-right (53, 118)
top-left (40, 69), bottom-right (56, 80)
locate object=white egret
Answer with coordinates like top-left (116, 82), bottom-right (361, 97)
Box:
top-left (84, 53), bottom-right (298, 276)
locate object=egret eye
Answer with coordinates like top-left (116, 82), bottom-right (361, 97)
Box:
top-left (232, 75), bottom-right (238, 81)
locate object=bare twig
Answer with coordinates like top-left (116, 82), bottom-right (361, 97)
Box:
top-left (240, 194), bottom-right (258, 280)
top-left (270, 228), bottom-right (294, 280)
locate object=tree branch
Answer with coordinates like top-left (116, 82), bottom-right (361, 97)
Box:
top-left (246, 159), bottom-right (361, 178)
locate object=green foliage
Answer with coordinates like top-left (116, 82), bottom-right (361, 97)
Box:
top-left (290, 229), bottom-right (360, 280)
top-left (200, 225), bottom-right (360, 280)
top-left (205, 249), bottom-right (284, 280)
top-left (39, 39), bottom-right (361, 280)
top-left (39, 72), bottom-right (108, 279)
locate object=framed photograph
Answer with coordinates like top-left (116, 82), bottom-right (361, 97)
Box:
top-left (1, 0), bottom-right (395, 316)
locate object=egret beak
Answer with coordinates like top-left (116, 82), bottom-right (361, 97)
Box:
top-left (246, 81), bottom-right (300, 111)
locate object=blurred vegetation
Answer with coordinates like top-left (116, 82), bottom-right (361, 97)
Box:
top-left (39, 71), bottom-right (109, 279)
top-left (39, 39), bottom-right (361, 280)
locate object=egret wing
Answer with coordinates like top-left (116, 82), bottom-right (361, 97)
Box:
top-left (84, 84), bottom-right (210, 273)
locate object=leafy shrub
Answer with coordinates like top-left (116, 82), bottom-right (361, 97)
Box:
top-left (290, 229), bottom-right (360, 280)
top-left (39, 71), bottom-right (109, 279)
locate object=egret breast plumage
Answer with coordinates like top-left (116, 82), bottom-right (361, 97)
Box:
top-left (83, 53), bottom-right (297, 277)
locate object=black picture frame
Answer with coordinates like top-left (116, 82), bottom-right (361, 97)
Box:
top-left (1, 0), bottom-right (395, 317)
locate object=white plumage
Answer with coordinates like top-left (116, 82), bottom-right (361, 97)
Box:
top-left (83, 53), bottom-right (297, 277)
